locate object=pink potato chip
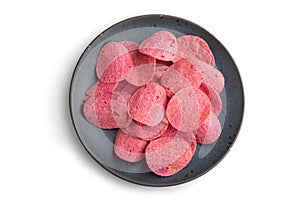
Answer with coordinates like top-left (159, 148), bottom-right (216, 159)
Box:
top-left (83, 81), bottom-right (118, 128)
top-left (119, 41), bottom-right (138, 52)
top-left (114, 80), bottom-right (128, 92)
top-left (145, 136), bottom-right (193, 177)
top-left (83, 81), bottom-right (131, 129)
top-left (114, 129), bottom-right (148, 162)
top-left (125, 50), bottom-right (156, 86)
top-left (83, 95), bottom-right (119, 129)
top-left (118, 85), bottom-right (138, 102)
top-left (194, 112), bottom-right (221, 144)
top-left (85, 82), bottom-right (98, 97)
top-left (200, 83), bottom-right (222, 116)
top-left (83, 96), bottom-right (98, 127)
top-left (128, 83), bottom-right (167, 126)
top-left (150, 65), bottom-right (169, 84)
top-left (193, 60), bottom-right (225, 93)
top-left (161, 59), bottom-right (204, 97)
top-left (166, 87), bottom-right (211, 132)
top-left (122, 118), bottom-right (169, 141)
top-left (110, 93), bottom-right (132, 128)
top-left (115, 80), bottom-right (138, 99)
top-left (138, 30), bottom-right (178, 61)
top-left (96, 42), bottom-right (134, 83)
top-left (160, 125), bottom-right (197, 155)
top-left (173, 35), bottom-right (215, 66)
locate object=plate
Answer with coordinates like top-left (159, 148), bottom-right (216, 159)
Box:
top-left (69, 14), bottom-right (244, 186)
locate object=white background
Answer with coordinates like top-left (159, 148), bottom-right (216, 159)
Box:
top-left (1, 0), bottom-right (299, 199)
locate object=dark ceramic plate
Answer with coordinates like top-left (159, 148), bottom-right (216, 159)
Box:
top-left (69, 14), bottom-right (244, 186)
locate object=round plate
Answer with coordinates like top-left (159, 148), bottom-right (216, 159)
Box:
top-left (69, 14), bottom-right (244, 186)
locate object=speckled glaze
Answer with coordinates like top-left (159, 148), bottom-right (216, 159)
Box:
top-left (69, 14), bottom-right (244, 187)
